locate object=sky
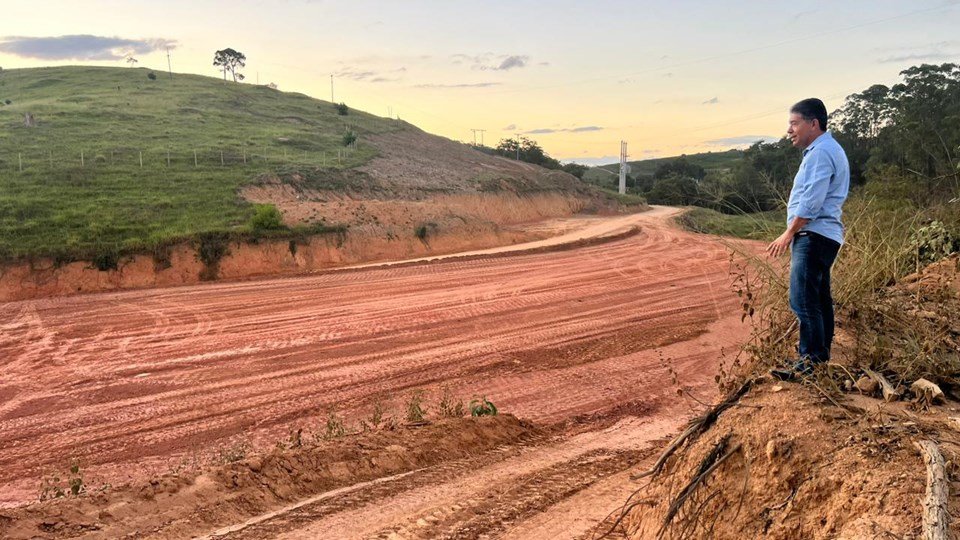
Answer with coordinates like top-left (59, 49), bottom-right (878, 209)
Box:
top-left (1, 0), bottom-right (958, 165)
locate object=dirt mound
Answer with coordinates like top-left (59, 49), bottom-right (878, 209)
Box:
top-left (615, 379), bottom-right (960, 539)
top-left (0, 415), bottom-right (537, 540)
top-left (242, 126), bottom-right (630, 233)
top-left (611, 254), bottom-right (960, 539)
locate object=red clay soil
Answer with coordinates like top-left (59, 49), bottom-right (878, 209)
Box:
top-left (0, 208), bottom-right (753, 537)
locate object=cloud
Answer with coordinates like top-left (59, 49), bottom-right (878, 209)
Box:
top-left (335, 66), bottom-right (405, 83)
top-left (502, 124), bottom-right (517, 130)
top-left (878, 51), bottom-right (957, 63)
top-left (703, 135), bottom-right (778, 147)
top-left (522, 126), bottom-right (604, 135)
top-left (451, 52), bottom-right (537, 71)
top-left (414, 82), bottom-right (501, 88)
top-left (702, 97), bottom-right (719, 105)
top-left (493, 55), bottom-right (527, 70)
top-left (0, 34), bottom-right (176, 60)
top-left (874, 40), bottom-right (960, 63)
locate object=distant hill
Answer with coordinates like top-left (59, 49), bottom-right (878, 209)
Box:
top-left (0, 66), bottom-right (603, 263)
top-left (582, 149), bottom-right (744, 185)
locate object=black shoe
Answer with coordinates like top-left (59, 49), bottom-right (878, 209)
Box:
top-left (770, 358), bottom-right (816, 381)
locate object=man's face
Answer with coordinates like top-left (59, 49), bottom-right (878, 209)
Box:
top-left (787, 112), bottom-right (819, 149)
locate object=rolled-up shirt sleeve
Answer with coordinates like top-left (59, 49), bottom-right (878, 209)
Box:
top-left (794, 149), bottom-right (833, 219)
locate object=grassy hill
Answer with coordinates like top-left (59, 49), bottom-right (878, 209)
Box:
top-left (582, 149), bottom-right (744, 185)
top-left (0, 66), bottom-right (399, 262)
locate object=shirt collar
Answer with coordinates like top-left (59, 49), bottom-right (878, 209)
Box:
top-left (803, 130), bottom-right (832, 156)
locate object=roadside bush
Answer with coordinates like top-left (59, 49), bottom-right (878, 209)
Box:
top-left (910, 220), bottom-right (959, 265)
top-left (342, 130), bottom-right (357, 147)
top-left (147, 72), bottom-right (157, 80)
top-left (335, 102), bottom-right (349, 115)
top-left (249, 204), bottom-right (285, 231)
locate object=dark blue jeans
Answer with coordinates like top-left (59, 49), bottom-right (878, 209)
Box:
top-left (789, 231), bottom-right (841, 363)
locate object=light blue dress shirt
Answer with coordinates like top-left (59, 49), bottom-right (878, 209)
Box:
top-left (786, 131), bottom-right (850, 245)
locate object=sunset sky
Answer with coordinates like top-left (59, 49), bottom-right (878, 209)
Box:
top-left (1, 0), bottom-right (958, 164)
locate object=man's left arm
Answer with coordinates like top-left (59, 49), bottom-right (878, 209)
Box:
top-left (766, 149), bottom-right (833, 258)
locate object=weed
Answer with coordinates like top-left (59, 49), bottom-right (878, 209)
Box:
top-left (369, 395), bottom-right (386, 428)
top-left (195, 231), bottom-right (230, 280)
top-left (214, 439), bottom-right (250, 464)
top-left (91, 245), bottom-right (120, 271)
top-left (438, 386), bottom-right (465, 418)
top-left (38, 459), bottom-right (85, 501)
top-left (469, 396), bottom-right (498, 417)
top-left (325, 409), bottom-right (346, 439)
top-left (342, 130), bottom-right (357, 146)
top-left (335, 102), bottom-right (349, 115)
top-left (406, 390), bottom-right (427, 423)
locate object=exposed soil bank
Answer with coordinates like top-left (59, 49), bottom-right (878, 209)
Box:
top-left (0, 192), bottom-right (632, 302)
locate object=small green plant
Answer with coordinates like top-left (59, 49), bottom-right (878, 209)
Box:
top-left (249, 204), bottom-right (285, 231)
top-left (147, 72), bottom-right (157, 80)
top-left (406, 390), bottom-right (427, 423)
top-left (214, 440), bottom-right (250, 464)
top-left (39, 459), bottom-right (85, 501)
top-left (325, 409), bottom-right (346, 439)
top-left (438, 386), bottom-right (464, 418)
top-left (342, 130), bottom-right (357, 146)
top-left (469, 396), bottom-right (498, 417)
top-left (335, 102), bottom-right (349, 115)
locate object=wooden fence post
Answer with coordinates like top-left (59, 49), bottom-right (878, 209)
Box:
top-left (139, 151), bottom-right (143, 168)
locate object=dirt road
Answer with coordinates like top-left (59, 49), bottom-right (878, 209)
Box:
top-left (0, 207), bottom-right (752, 537)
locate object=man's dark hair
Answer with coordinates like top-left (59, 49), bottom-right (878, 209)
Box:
top-left (790, 98), bottom-right (828, 131)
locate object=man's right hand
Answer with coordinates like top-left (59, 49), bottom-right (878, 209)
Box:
top-left (766, 231), bottom-right (793, 258)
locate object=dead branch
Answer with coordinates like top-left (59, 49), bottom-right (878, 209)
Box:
top-left (631, 379), bottom-right (754, 482)
top-left (863, 367), bottom-right (901, 402)
top-left (658, 435), bottom-right (743, 539)
top-left (914, 439), bottom-right (949, 540)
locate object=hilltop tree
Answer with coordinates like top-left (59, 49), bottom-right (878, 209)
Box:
top-left (213, 48), bottom-right (246, 82)
top-left (495, 137), bottom-right (561, 169)
top-left (125, 56), bottom-right (138, 67)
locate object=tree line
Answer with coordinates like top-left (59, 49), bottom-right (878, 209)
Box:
top-left (636, 62), bottom-right (960, 213)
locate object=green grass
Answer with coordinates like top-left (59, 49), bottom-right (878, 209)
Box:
top-left (676, 207), bottom-right (784, 241)
top-left (0, 65), bottom-right (402, 262)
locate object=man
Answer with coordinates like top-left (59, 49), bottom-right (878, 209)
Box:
top-left (767, 98), bottom-right (850, 380)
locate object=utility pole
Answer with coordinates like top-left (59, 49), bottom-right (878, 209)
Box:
top-left (618, 141), bottom-right (629, 195)
top-left (515, 133), bottom-right (521, 160)
top-left (470, 129), bottom-right (479, 146)
top-left (478, 129), bottom-right (486, 147)
top-left (166, 48), bottom-right (173, 79)
top-left (330, 75), bottom-right (335, 103)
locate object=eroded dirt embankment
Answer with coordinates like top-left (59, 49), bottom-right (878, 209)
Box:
top-left (0, 192), bottom-right (626, 302)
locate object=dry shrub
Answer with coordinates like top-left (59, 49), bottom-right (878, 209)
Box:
top-left (723, 192), bottom-right (959, 389)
